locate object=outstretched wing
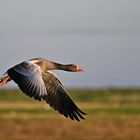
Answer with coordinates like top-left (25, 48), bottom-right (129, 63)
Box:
top-left (42, 71), bottom-right (86, 121)
top-left (7, 61), bottom-right (47, 101)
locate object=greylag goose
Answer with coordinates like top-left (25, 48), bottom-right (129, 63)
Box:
top-left (0, 58), bottom-right (86, 121)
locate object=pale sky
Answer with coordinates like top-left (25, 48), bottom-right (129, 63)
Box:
top-left (0, 0), bottom-right (140, 88)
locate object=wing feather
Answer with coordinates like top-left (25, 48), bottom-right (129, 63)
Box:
top-left (7, 61), bottom-right (47, 101)
top-left (42, 71), bottom-right (86, 121)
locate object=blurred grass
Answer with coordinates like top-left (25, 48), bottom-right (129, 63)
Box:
top-left (0, 88), bottom-right (140, 140)
top-left (69, 88), bottom-right (140, 103)
top-left (0, 88), bottom-right (140, 114)
top-left (1, 88), bottom-right (140, 102)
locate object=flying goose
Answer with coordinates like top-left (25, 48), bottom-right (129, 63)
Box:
top-left (0, 58), bottom-right (86, 121)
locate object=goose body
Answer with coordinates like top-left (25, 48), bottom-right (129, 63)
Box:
top-left (0, 58), bottom-right (86, 121)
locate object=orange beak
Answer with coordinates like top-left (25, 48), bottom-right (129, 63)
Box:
top-left (76, 66), bottom-right (85, 72)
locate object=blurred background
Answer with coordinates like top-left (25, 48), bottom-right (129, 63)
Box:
top-left (0, 0), bottom-right (140, 88)
top-left (0, 1), bottom-right (140, 140)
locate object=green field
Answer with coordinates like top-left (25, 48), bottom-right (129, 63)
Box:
top-left (0, 89), bottom-right (140, 140)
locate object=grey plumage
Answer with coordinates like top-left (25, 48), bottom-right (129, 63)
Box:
top-left (0, 58), bottom-right (86, 121)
